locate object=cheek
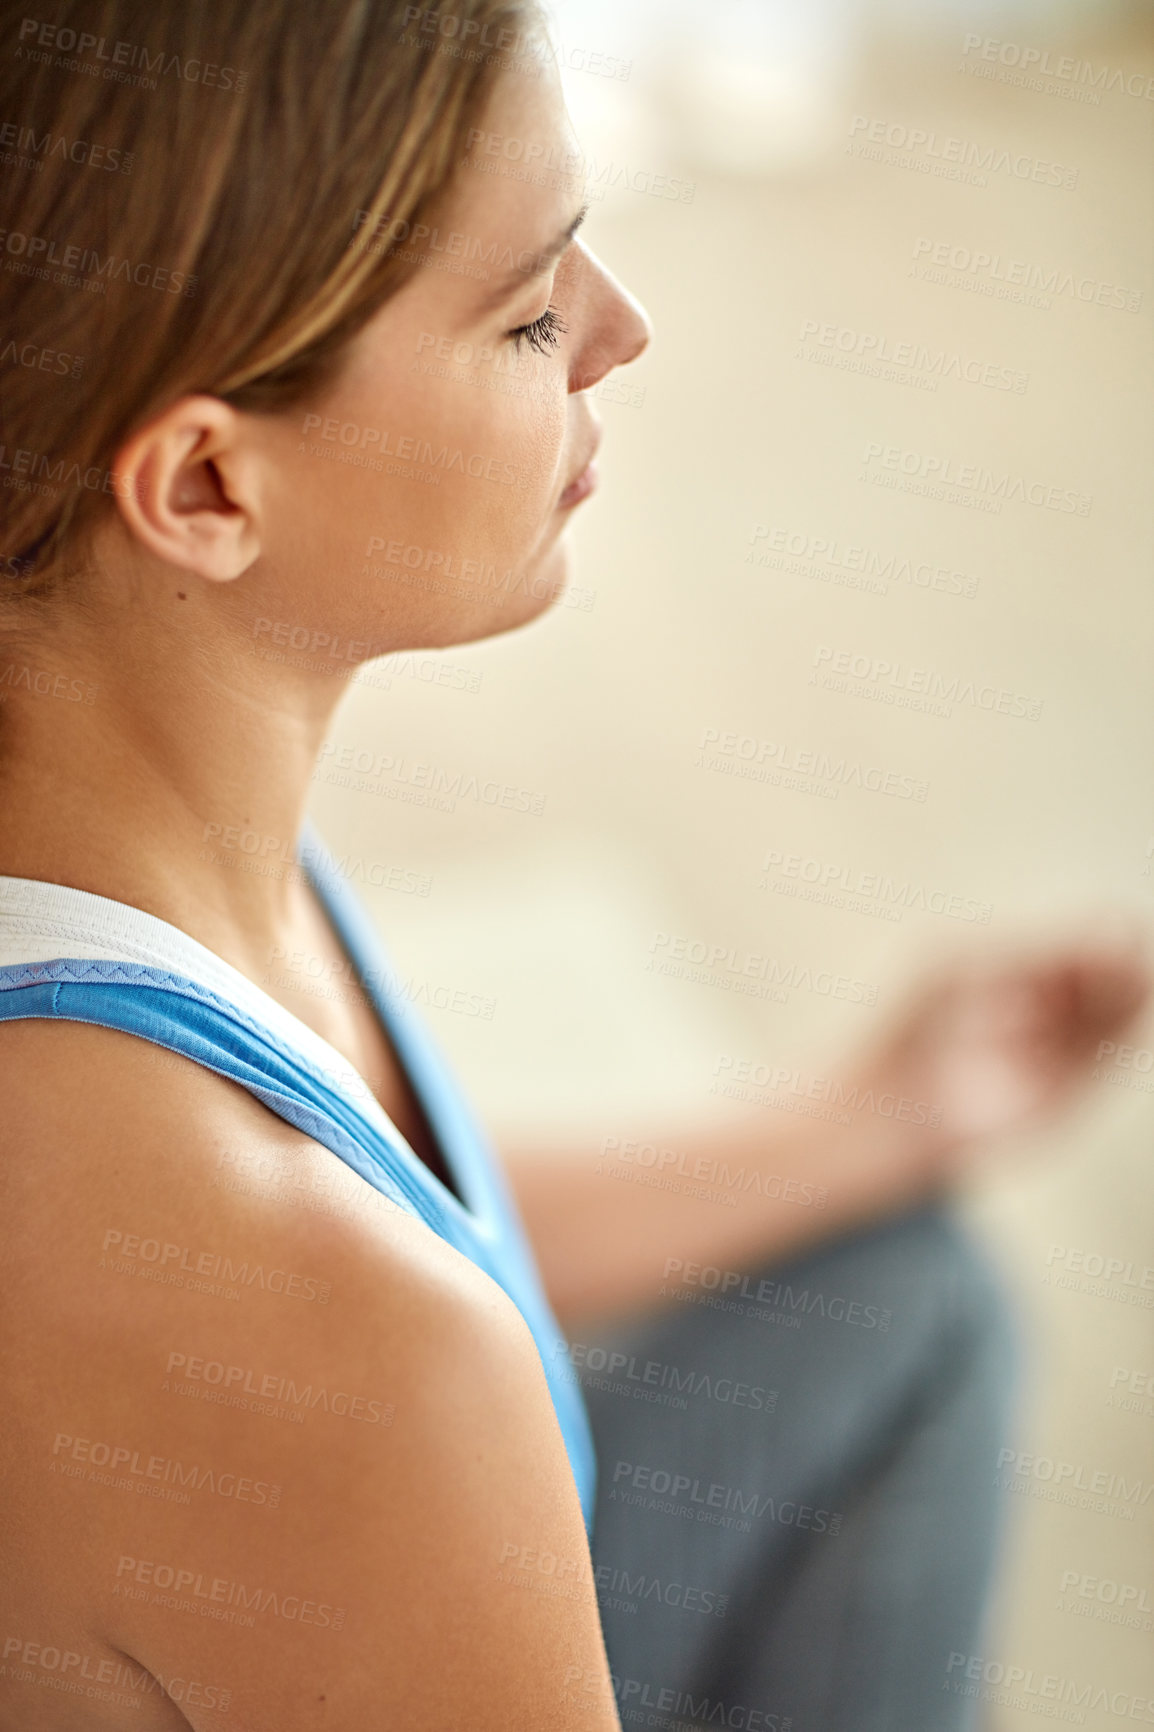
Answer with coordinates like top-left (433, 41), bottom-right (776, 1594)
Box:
top-left (267, 348), bottom-right (569, 644)
top-left (319, 348), bottom-right (564, 547)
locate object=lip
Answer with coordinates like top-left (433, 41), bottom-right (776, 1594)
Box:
top-left (558, 458), bottom-right (598, 510)
top-left (558, 428), bottom-right (603, 510)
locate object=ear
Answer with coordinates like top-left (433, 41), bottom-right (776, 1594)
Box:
top-left (111, 394), bottom-right (263, 581)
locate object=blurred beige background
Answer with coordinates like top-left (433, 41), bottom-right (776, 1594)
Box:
top-left (310, 3), bottom-right (1154, 1724)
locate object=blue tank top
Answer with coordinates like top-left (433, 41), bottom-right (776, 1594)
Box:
top-left (0, 826), bottom-right (596, 1530)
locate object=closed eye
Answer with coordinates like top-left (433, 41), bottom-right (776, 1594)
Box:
top-left (506, 305), bottom-right (567, 355)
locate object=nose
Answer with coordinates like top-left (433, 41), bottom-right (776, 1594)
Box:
top-left (568, 241), bottom-right (652, 395)
top-left (613, 277), bottom-right (653, 368)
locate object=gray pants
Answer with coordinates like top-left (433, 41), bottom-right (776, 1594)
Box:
top-left (577, 1205), bottom-right (1019, 1732)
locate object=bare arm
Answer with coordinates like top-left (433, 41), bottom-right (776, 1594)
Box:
top-left (503, 944), bottom-right (1149, 1329)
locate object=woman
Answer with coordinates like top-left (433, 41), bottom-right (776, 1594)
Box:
top-left (0, 3), bottom-right (1143, 1727)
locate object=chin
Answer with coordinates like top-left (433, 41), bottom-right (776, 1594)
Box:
top-left (524, 533), bottom-right (573, 610)
top-left (433, 532), bottom-right (574, 649)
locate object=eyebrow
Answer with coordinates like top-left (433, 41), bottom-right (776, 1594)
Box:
top-left (475, 203), bottom-right (589, 311)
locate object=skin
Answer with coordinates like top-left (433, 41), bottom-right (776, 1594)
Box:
top-left (0, 42), bottom-right (1146, 1732)
top-left (0, 55), bottom-right (640, 1732)
top-left (509, 946), bottom-right (1150, 1327)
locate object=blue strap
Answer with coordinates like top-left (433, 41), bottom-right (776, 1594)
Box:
top-left (0, 898), bottom-right (597, 1530)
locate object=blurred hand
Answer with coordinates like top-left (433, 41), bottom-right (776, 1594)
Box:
top-left (506, 938), bottom-right (1150, 1326)
top-left (854, 942), bottom-right (1150, 1174)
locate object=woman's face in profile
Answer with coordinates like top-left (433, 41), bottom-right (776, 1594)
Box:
top-left (249, 54), bottom-right (651, 660)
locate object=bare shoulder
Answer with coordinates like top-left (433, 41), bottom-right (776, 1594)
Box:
top-left (0, 1019), bottom-right (618, 1731)
top-left (0, 1014), bottom-right (455, 1363)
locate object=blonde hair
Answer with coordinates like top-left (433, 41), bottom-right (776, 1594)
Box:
top-left (0, 0), bottom-right (540, 600)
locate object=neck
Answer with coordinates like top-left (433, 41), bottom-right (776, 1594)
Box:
top-left (0, 576), bottom-right (353, 972)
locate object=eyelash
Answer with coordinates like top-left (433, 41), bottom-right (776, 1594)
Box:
top-left (506, 304), bottom-right (567, 355)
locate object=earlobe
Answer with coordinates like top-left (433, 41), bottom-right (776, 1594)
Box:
top-left (112, 394), bottom-right (262, 583)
